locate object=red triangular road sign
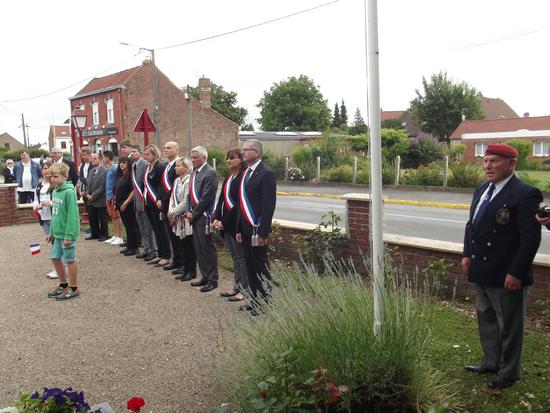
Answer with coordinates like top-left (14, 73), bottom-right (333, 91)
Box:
top-left (133, 109), bottom-right (156, 133)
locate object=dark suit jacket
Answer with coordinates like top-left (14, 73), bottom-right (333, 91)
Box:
top-left (78, 162), bottom-right (95, 193)
top-left (132, 157), bottom-right (148, 211)
top-left (84, 166), bottom-right (107, 207)
top-left (144, 161), bottom-right (165, 209)
top-left (213, 170), bottom-right (243, 236)
top-left (237, 161), bottom-right (276, 239)
top-left (463, 174), bottom-right (542, 286)
top-left (186, 163), bottom-right (218, 222)
top-left (2, 167), bottom-right (16, 184)
top-left (61, 158), bottom-right (79, 187)
top-left (159, 160), bottom-right (177, 213)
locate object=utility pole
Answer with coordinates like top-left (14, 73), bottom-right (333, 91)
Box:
top-left (20, 113), bottom-right (29, 148)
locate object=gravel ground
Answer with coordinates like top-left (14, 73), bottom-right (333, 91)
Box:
top-left (0, 223), bottom-right (239, 412)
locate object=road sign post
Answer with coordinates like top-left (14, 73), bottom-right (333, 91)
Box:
top-left (133, 108), bottom-right (156, 147)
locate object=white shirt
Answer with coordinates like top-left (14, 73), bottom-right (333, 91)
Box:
top-left (19, 162), bottom-right (32, 192)
top-left (247, 159), bottom-right (261, 174)
top-left (473, 173), bottom-right (514, 220)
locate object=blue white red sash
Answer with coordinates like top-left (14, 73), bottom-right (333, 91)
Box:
top-left (239, 168), bottom-right (260, 234)
top-left (132, 164), bottom-right (144, 201)
top-left (189, 171), bottom-right (199, 207)
top-left (223, 174), bottom-right (235, 212)
top-left (171, 177), bottom-right (182, 206)
top-left (143, 166), bottom-right (158, 205)
top-left (162, 159), bottom-right (177, 192)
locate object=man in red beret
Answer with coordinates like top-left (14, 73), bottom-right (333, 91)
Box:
top-left (461, 143), bottom-right (542, 389)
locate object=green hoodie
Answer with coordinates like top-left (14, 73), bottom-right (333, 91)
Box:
top-left (50, 181), bottom-right (80, 241)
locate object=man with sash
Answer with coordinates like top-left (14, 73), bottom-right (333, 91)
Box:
top-left (236, 139), bottom-right (277, 311)
top-left (185, 145), bottom-right (219, 292)
top-left (130, 145), bottom-right (158, 261)
top-left (158, 141), bottom-right (183, 271)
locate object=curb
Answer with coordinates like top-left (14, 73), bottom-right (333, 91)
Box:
top-left (277, 191), bottom-right (470, 210)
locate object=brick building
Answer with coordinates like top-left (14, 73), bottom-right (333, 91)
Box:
top-left (68, 61), bottom-right (238, 155)
top-left (47, 124), bottom-right (72, 153)
top-left (450, 115), bottom-right (550, 162)
top-left (0, 132), bottom-right (24, 151)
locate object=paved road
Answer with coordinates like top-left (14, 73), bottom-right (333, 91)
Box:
top-left (274, 195), bottom-right (550, 251)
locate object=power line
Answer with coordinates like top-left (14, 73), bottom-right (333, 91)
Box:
top-left (454, 25), bottom-right (550, 51)
top-left (157, 0), bottom-right (340, 51)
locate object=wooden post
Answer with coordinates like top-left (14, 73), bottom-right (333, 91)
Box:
top-left (353, 156), bottom-right (358, 184)
top-left (212, 158), bottom-right (217, 171)
top-left (284, 156), bottom-right (289, 181)
top-left (316, 156), bottom-right (321, 183)
top-left (394, 155), bottom-right (401, 185)
top-left (443, 155), bottom-right (449, 188)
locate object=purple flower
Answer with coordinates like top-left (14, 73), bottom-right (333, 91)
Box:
top-left (30, 391), bottom-right (39, 399)
top-left (40, 387), bottom-right (63, 403)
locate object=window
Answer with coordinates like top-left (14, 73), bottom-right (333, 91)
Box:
top-left (533, 141), bottom-right (549, 157)
top-left (92, 101), bottom-right (99, 125)
top-left (95, 138), bottom-right (102, 153)
top-left (61, 142), bottom-right (67, 149)
top-left (106, 98), bottom-right (114, 124)
top-left (4, 143), bottom-right (10, 150)
top-left (108, 138), bottom-right (118, 157)
top-left (475, 143), bottom-right (488, 157)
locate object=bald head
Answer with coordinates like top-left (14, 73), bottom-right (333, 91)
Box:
top-left (163, 141), bottom-right (179, 161)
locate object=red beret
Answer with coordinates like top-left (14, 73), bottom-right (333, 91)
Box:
top-left (485, 143), bottom-right (518, 158)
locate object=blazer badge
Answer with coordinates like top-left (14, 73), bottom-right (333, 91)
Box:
top-left (496, 208), bottom-right (510, 225)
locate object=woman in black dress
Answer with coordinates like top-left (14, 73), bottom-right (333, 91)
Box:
top-left (114, 156), bottom-right (139, 256)
top-left (142, 144), bottom-right (172, 267)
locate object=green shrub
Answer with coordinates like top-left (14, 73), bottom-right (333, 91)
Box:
top-left (448, 143), bottom-right (466, 161)
top-left (381, 128), bottom-right (410, 161)
top-left (507, 140), bottom-right (531, 170)
top-left (522, 159), bottom-right (542, 171)
top-left (320, 165), bottom-right (353, 183)
top-left (401, 162), bottom-right (443, 186)
top-left (288, 166), bottom-right (309, 181)
top-left (262, 149), bottom-right (286, 180)
top-left (292, 145), bottom-right (316, 178)
top-left (348, 134), bottom-right (369, 152)
top-left (447, 161), bottom-right (484, 188)
top-left (208, 147), bottom-right (229, 177)
top-left (29, 148), bottom-right (50, 158)
top-left (218, 261), bottom-right (456, 412)
top-left (402, 135), bottom-right (444, 168)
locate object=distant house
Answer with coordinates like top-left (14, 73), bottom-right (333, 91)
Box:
top-left (48, 125), bottom-right (72, 153)
top-left (69, 61), bottom-right (238, 155)
top-left (0, 132), bottom-right (24, 151)
top-left (238, 131), bottom-right (322, 156)
top-left (450, 115), bottom-right (550, 162)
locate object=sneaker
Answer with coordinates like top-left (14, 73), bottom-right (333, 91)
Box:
top-left (46, 270), bottom-right (59, 279)
top-left (55, 289), bottom-right (80, 300)
top-left (47, 286), bottom-right (67, 298)
top-left (110, 237), bottom-right (124, 246)
top-left (104, 236), bottom-right (116, 244)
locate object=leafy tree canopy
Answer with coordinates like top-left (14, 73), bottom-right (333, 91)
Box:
top-left (381, 119), bottom-right (404, 130)
top-left (188, 82), bottom-right (248, 127)
top-left (349, 108), bottom-right (368, 135)
top-left (257, 75), bottom-right (331, 131)
top-left (409, 71), bottom-right (483, 142)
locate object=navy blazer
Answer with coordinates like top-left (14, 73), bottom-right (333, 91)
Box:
top-left (213, 170), bottom-right (243, 236)
top-left (159, 160), bottom-right (177, 212)
top-left (186, 163), bottom-right (218, 222)
top-left (144, 161), bottom-right (165, 209)
top-left (463, 174), bottom-right (542, 286)
top-left (237, 161), bottom-right (276, 239)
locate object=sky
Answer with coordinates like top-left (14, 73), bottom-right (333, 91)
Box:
top-left (1, 0), bottom-right (549, 147)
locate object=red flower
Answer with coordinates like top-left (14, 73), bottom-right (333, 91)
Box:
top-left (259, 390), bottom-right (268, 398)
top-left (327, 382), bottom-right (341, 403)
top-left (127, 397), bottom-right (145, 412)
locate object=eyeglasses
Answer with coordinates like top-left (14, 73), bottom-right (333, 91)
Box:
top-left (241, 148), bottom-right (257, 152)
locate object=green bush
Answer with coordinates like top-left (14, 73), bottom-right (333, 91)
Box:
top-left (507, 140), bottom-right (531, 170)
top-left (447, 161), bottom-right (484, 188)
top-left (262, 149), bottom-right (286, 180)
top-left (448, 143), bottom-right (466, 161)
top-left (292, 145), bottom-right (316, 179)
top-left (218, 262), bottom-right (455, 412)
top-left (522, 159), bottom-right (542, 171)
top-left (320, 165), bottom-right (353, 183)
top-left (29, 148), bottom-right (50, 158)
top-left (348, 134), bottom-right (369, 152)
top-left (401, 162), bottom-right (443, 186)
top-left (208, 147), bottom-right (229, 177)
top-left (402, 135), bottom-right (444, 168)
top-left (381, 128), bottom-right (410, 161)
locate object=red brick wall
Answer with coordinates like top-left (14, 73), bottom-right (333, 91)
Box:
top-left (461, 137), bottom-right (550, 163)
top-left (124, 63), bottom-right (238, 154)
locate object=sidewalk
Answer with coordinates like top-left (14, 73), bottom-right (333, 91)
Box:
top-left (0, 223), bottom-right (235, 413)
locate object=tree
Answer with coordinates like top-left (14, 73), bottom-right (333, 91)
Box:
top-left (381, 118), bottom-right (404, 129)
top-left (349, 108), bottom-right (368, 135)
top-left (340, 100), bottom-right (348, 126)
top-left (332, 103), bottom-right (341, 128)
top-left (188, 82), bottom-right (248, 127)
top-left (402, 135), bottom-right (444, 168)
top-left (241, 123), bottom-right (255, 131)
top-left (257, 75), bottom-right (331, 131)
top-left (409, 71), bottom-right (483, 143)
top-left (381, 128), bottom-right (410, 161)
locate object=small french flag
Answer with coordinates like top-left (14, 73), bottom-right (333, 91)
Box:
top-left (29, 243), bottom-right (41, 255)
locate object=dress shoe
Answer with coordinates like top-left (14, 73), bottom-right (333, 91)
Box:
top-left (119, 242), bottom-right (127, 248)
top-left (163, 263), bottom-right (178, 271)
top-left (487, 377), bottom-right (516, 389)
top-left (85, 236), bottom-right (99, 241)
top-left (200, 283), bottom-right (218, 292)
top-left (174, 273), bottom-right (186, 280)
top-left (97, 237), bottom-right (108, 242)
top-left (181, 273), bottom-right (197, 282)
top-left (143, 254), bottom-right (158, 262)
top-left (136, 252), bottom-right (148, 259)
top-left (123, 249), bottom-right (139, 256)
top-left (190, 278), bottom-right (208, 287)
top-left (228, 293), bottom-right (245, 302)
top-left (147, 258), bottom-right (162, 265)
top-left (172, 268), bottom-right (184, 275)
top-left (465, 365), bottom-right (498, 375)
top-left (120, 247), bottom-right (129, 254)
top-left (220, 290), bottom-right (238, 298)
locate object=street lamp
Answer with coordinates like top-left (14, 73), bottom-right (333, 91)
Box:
top-left (71, 108), bottom-right (87, 165)
top-left (120, 42), bottom-right (160, 146)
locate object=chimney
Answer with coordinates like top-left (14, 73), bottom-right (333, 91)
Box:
top-left (198, 76), bottom-right (211, 109)
top-left (523, 112), bottom-right (530, 117)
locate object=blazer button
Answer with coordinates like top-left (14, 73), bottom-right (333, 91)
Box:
top-left (471, 254), bottom-right (476, 259)
top-left (472, 240), bottom-right (475, 244)
top-left (493, 229), bottom-right (497, 233)
top-left (483, 257), bottom-right (487, 261)
top-left (486, 242), bottom-right (491, 246)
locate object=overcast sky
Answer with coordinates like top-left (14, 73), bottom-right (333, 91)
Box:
top-left (1, 0), bottom-right (549, 147)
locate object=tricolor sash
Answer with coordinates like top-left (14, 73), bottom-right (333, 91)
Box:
top-left (223, 174), bottom-right (235, 213)
top-left (189, 170), bottom-right (213, 219)
top-left (162, 158), bottom-right (177, 192)
top-left (239, 168), bottom-right (260, 234)
top-left (132, 164), bottom-right (144, 201)
top-left (143, 165), bottom-right (158, 205)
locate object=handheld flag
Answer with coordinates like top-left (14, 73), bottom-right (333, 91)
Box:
top-left (29, 243), bottom-right (41, 255)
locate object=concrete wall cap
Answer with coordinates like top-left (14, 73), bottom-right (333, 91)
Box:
top-left (342, 193), bottom-right (372, 201)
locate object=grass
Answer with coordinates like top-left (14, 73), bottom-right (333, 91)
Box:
top-left (517, 170), bottom-right (550, 186)
top-left (426, 302), bottom-right (550, 412)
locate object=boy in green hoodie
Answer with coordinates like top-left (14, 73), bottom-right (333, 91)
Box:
top-left (45, 162), bottom-right (81, 300)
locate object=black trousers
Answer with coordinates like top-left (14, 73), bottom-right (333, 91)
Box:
top-left (170, 231), bottom-right (197, 273)
top-left (120, 203), bottom-right (139, 250)
top-left (89, 206), bottom-right (108, 239)
top-left (241, 235), bottom-right (272, 303)
top-left (145, 205), bottom-right (171, 260)
top-left (167, 221), bottom-right (185, 266)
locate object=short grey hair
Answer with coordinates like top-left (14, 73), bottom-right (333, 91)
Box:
top-left (245, 139), bottom-right (263, 157)
top-left (176, 157), bottom-right (193, 171)
top-left (51, 146), bottom-right (62, 153)
top-left (191, 145), bottom-right (208, 160)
